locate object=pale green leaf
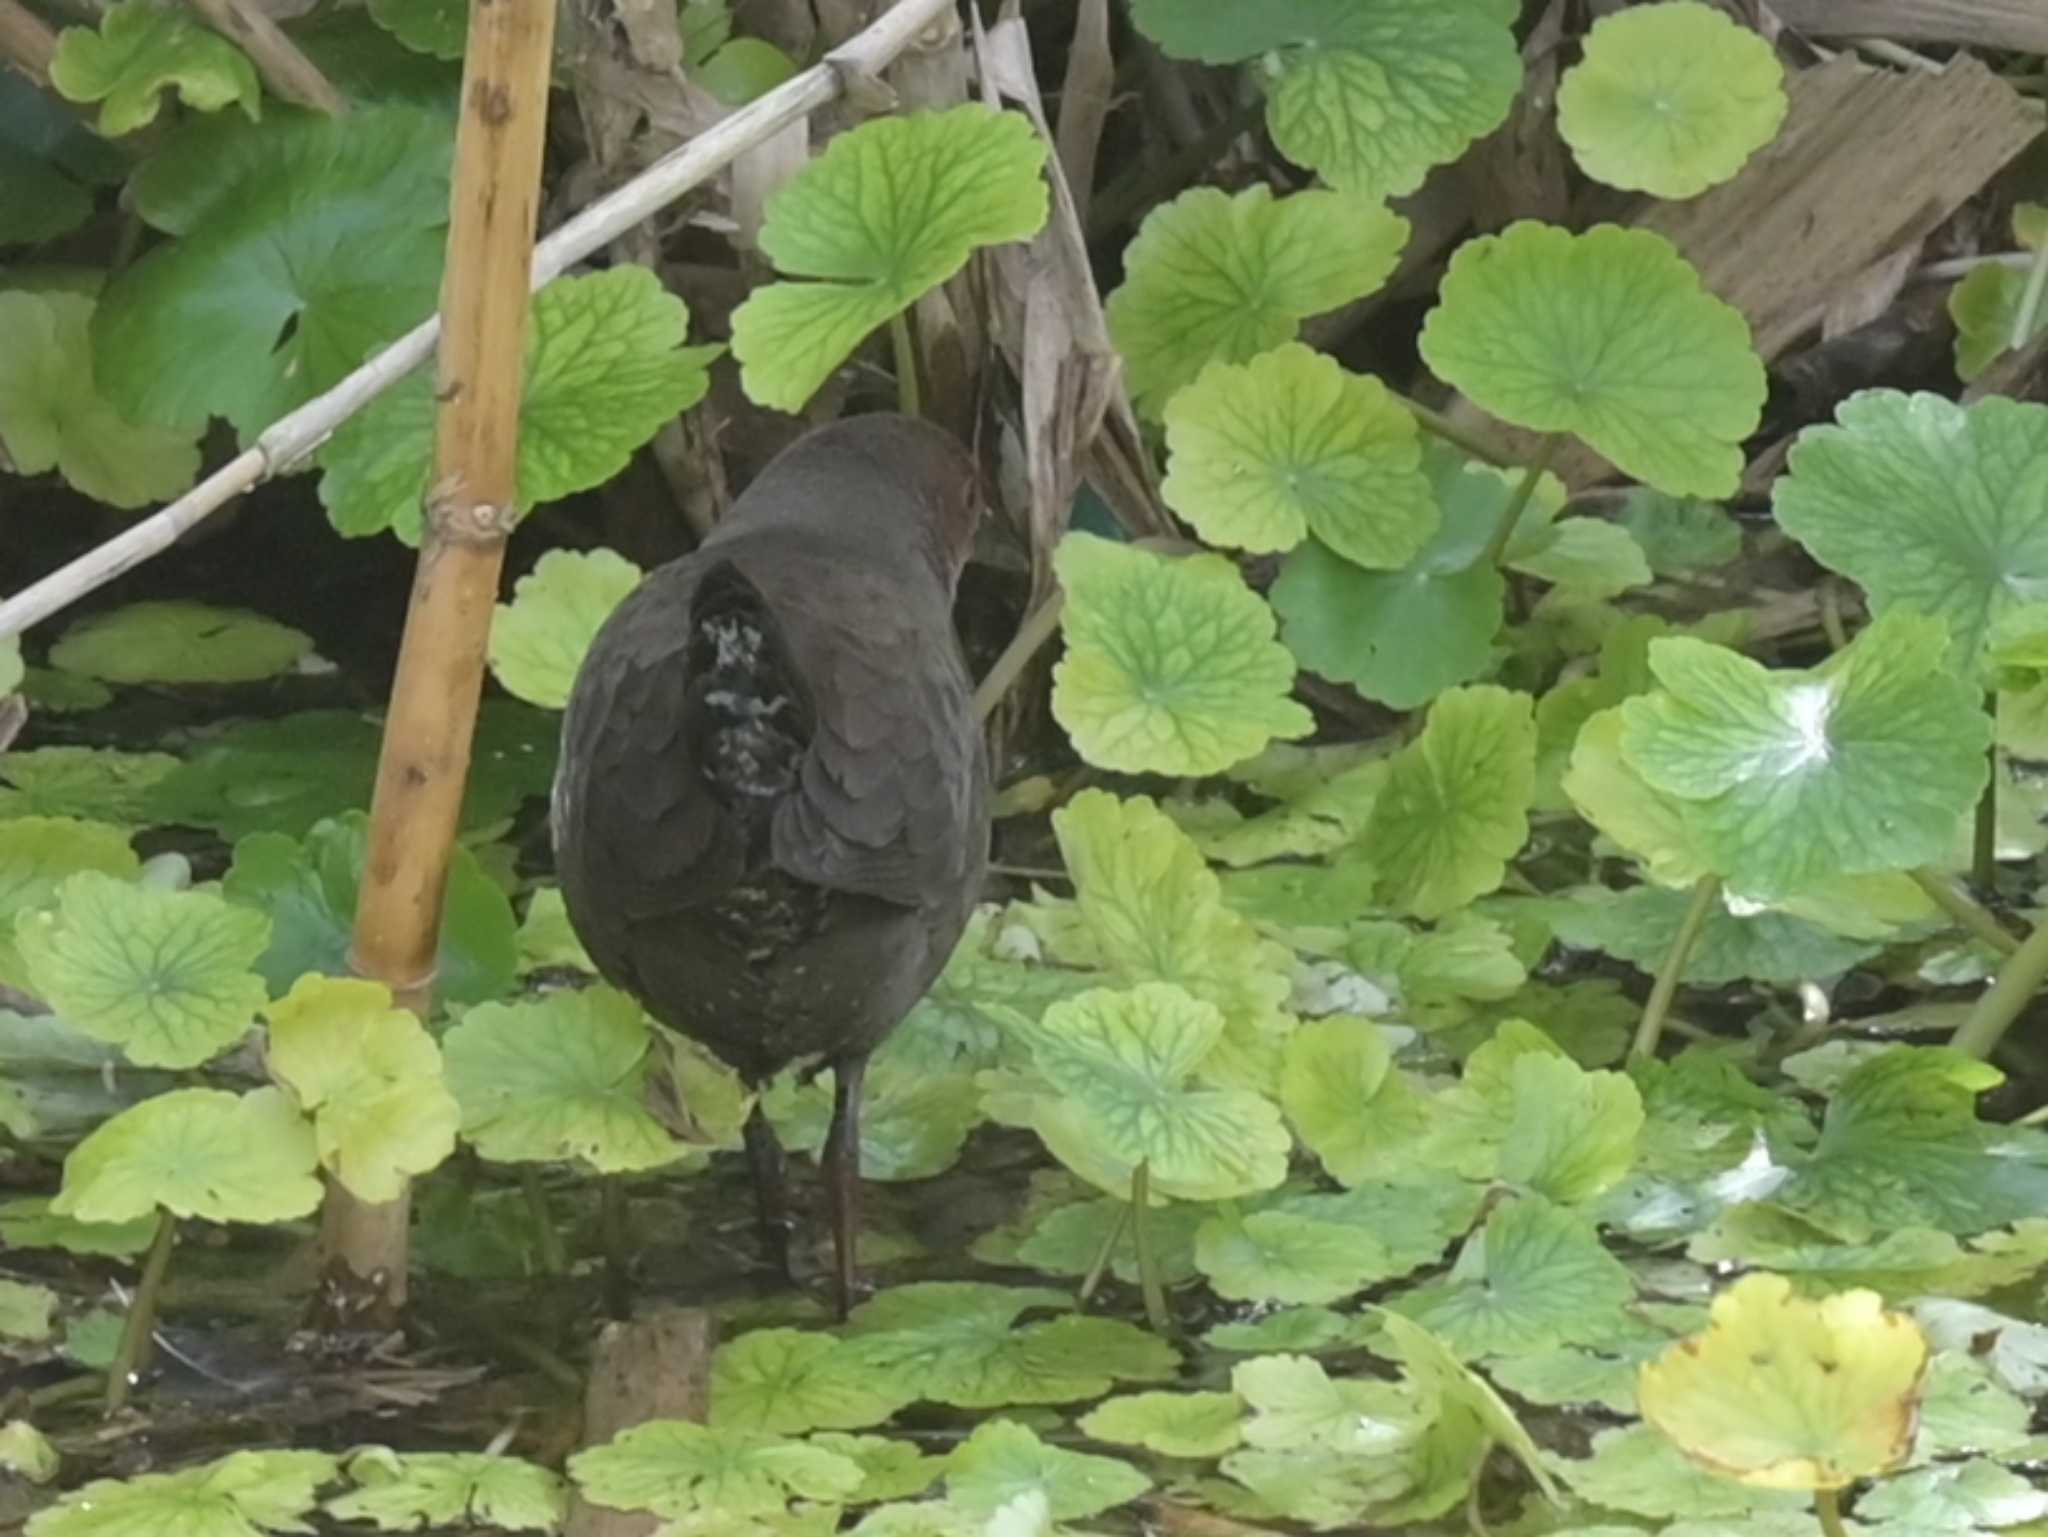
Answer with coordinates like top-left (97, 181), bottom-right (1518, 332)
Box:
top-left (0, 292), bottom-right (201, 507)
top-left (732, 105), bottom-right (1048, 411)
top-left (327, 1448), bottom-right (568, 1532)
top-left (489, 547), bottom-right (645, 709)
top-left (1557, 2), bottom-right (1786, 198)
top-left (26, 1450), bottom-right (340, 1537)
top-left (50, 0), bottom-right (260, 136)
top-left (995, 982), bottom-right (1291, 1202)
top-left (1773, 390), bottom-right (2048, 673)
top-left (710, 1330), bottom-right (915, 1434)
top-left (266, 974), bottom-right (460, 1202)
top-left (1078, 1392), bottom-right (1244, 1458)
top-left (442, 986), bottom-right (690, 1173)
top-left (1106, 185), bottom-right (1407, 416)
top-left (1052, 533), bottom-right (1313, 775)
top-left (52, 1086), bottom-right (321, 1224)
top-left (1162, 343), bottom-right (1436, 567)
top-left (568, 1423), bottom-right (864, 1519)
top-left (1129, 0), bottom-right (1521, 200)
top-left (1366, 685), bottom-right (1535, 919)
top-left (943, 1419), bottom-right (1150, 1520)
top-left (321, 267), bottom-right (719, 542)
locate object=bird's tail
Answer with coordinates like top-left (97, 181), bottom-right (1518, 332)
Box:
top-left (683, 560), bottom-right (814, 813)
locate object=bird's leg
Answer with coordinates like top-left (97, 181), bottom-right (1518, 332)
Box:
top-left (741, 1101), bottom-right (795, 1285)
top-left (824, 1054), bottom-right (869, 1321)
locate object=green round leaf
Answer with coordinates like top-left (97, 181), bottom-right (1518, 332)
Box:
top-left (1418, 222), bottom-right (1766, 498)
top-left (1390, 1196), bottom-right (1635, 1358)
top-left (442, 986), bottom-right (689, 1173)
top-left (1162, 343), bottom-right (1436, 567)
top-left (52, 1085), bottom-right (321, 1224)
top-left (709, 1329), bottom-right (915, 1434)
top-left (1194, 1204), bottom-right (1396, 1305)
top-left (1268, 441), bottom-right (1510, 710)
top-left (1105, 185), bottom-right (1408, 417)
top-left (944, 1419), bottom-right (1150, 1521)
top-left (17, 871), bottom-right (270, 1068)
top-left (840, 1282), bottom-right (1179, 1408)
top-left (1618, 612), bottom-right (1991, 898)
top-left (321, 266), bottom-right (720, 542)
top-left (1051, 533), bottom-right (1312, 775)
top-left (1077, 1392), bottom-right (1244, 1459)
top-left (1129, 0), bottom-right (1522, 200)
top-left (488, 547), bottom-right (644, 709)
top-left (0, 292), bottom-right (202, 507)
top-left (1279, 1016), bottom-right (1394, 1187)
top-left (1773, 390), bottom-right (2048, 674)
top-left (569, 1422), bottom-right (864, 1519)
top-left (1557, 2), bottom-right (1786, 199)
top-left (731, 104), bottom-right (1048, 412)
top-left (95, 105), bottom-right (450, 436)
top-left (50, 0), bottom-right (260, 137)
top-left (49, 600), bottom-right (311, 684)
top-left (1366, 685), bottom-right (1536, 920)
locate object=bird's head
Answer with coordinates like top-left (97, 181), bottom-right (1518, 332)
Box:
top-left (735, 413), bottom-right (984, 593)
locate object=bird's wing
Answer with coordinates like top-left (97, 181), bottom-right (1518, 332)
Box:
top-left (555, 557), bottom-right (740, 923)
top-left (754, 554), bottom-right (987, 914)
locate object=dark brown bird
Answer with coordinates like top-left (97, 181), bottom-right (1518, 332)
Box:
top-left (551, 414), bottom-right (990, 1316)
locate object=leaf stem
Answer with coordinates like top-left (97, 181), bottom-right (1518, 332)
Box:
top-left (107, 1208), bottom-right (177, 1414)
top-left (1076, 1200), bottom-right (1130, 1309)
top-left (522, 1167), bottom-right (566, 1276)
top-left (2009, 232), bottom-right (2048, 352)
top-left (1973, 693), bottom-right (1999, 890)
top-left (974, 589), bottom-right (1066, 722)
top-left (601, 1176), bottom-right (630, 1319)
top-left (1817, 579), bottom-right (1849, 651)
top-left (889, 310), bottom-right (922, 419)
top-left (1397, 395), bottom-right (1514, 467)
top-left (1952, 900), bottom-right (2048, 1059)
top-left (1908, 867), bottom-right (2020, 956)
top-left (1480, 434), bottom-right (1564, 569)
top-left (1631, 874), bottom-right (1720, 1062)
top-left (1131, 1161), bottom-right (1170, 1336)
top-left (1814, 1488), bottom-right (1849, 1537)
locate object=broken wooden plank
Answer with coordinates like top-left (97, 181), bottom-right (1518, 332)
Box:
top-left (1769, 0), bottom-right (2048, 56)
top-left (565, 1306), bottom-right (716, 1537)
top-left (1639, 53), bottom-right (2039, 359)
